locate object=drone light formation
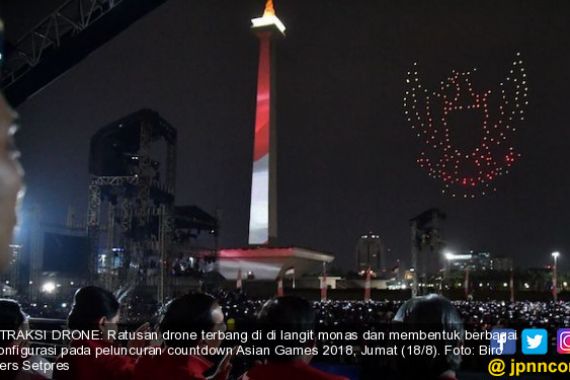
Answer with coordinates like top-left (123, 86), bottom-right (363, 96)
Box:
top-left (403, 53), bottom-right (529, 198)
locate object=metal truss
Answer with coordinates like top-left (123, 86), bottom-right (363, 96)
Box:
top-left (91, 176), bottom-right (140, 187)
top-left (87, 110), bottom-right (177, 293)
top-left (1, 0), bottom-right (123, 90)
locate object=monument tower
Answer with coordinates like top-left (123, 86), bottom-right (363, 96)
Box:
top-left (248, 0), bottom-right (285, 245)
top-left (216, 1), bottom-right (333, 282)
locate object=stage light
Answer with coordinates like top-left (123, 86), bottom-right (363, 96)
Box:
top-left (41, 281), bottom-right (56, 294)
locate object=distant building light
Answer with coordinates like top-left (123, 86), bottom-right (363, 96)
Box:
top-left (446, 253), bottom-right (473, 261)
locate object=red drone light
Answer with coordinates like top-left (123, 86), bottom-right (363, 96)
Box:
top-left (403, 53), bottom-right (529, 198)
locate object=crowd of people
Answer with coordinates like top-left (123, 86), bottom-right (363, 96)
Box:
top-left (2, 286), bottom-right (570, 380)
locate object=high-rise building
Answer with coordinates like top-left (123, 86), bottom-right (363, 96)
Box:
top-left (356, 233), bottom-right (386, 273)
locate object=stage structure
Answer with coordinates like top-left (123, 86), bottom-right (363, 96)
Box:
top-left (410, 208), bottom-right (446, 296)
top-left (217, 1), bottom-right (334, 282)
top-left (87, 109), bottom-right (177, 302)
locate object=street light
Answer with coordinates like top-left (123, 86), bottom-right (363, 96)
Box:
top-left (552, 251), bottom-right (560, 302)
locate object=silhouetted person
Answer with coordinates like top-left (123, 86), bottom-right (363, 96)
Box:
top-left (393, 294), bottom-right (464, 380)
top-left (133, 292), bottom-right (232, 380)
top-left (54, 286), bottom-right (148, 380)
top-left (0, 22), bottom-right (25, 272)
top-left (0, 299), bottom-right (46, 380)
top-left (241, 296), bottom-right (348, 380)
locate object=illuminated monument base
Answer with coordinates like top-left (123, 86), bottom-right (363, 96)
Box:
top-left (216, 247), bottom-right (334, 281)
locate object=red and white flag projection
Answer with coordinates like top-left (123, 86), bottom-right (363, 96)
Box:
top-left (403, 53), bottom-right (529, 198)
top-left (248, 1), bottom-right (284, 244)
top-left (248, 33), bottom-right (271, 244)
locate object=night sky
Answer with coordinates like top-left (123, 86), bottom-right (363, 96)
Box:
top-left (2, 0), bottom-right (570, 270)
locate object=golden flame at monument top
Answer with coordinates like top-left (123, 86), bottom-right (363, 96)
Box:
top-left (251, 0), bottom-right (286, 34)
top-left (263, 0), bottom-right (275, 17)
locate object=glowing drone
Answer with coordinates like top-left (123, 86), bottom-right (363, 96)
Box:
top-left (403, 53), bottom-right (529, 198)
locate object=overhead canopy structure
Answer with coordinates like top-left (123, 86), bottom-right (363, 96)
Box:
top-left (1, 0), bottom-right (170, 106)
